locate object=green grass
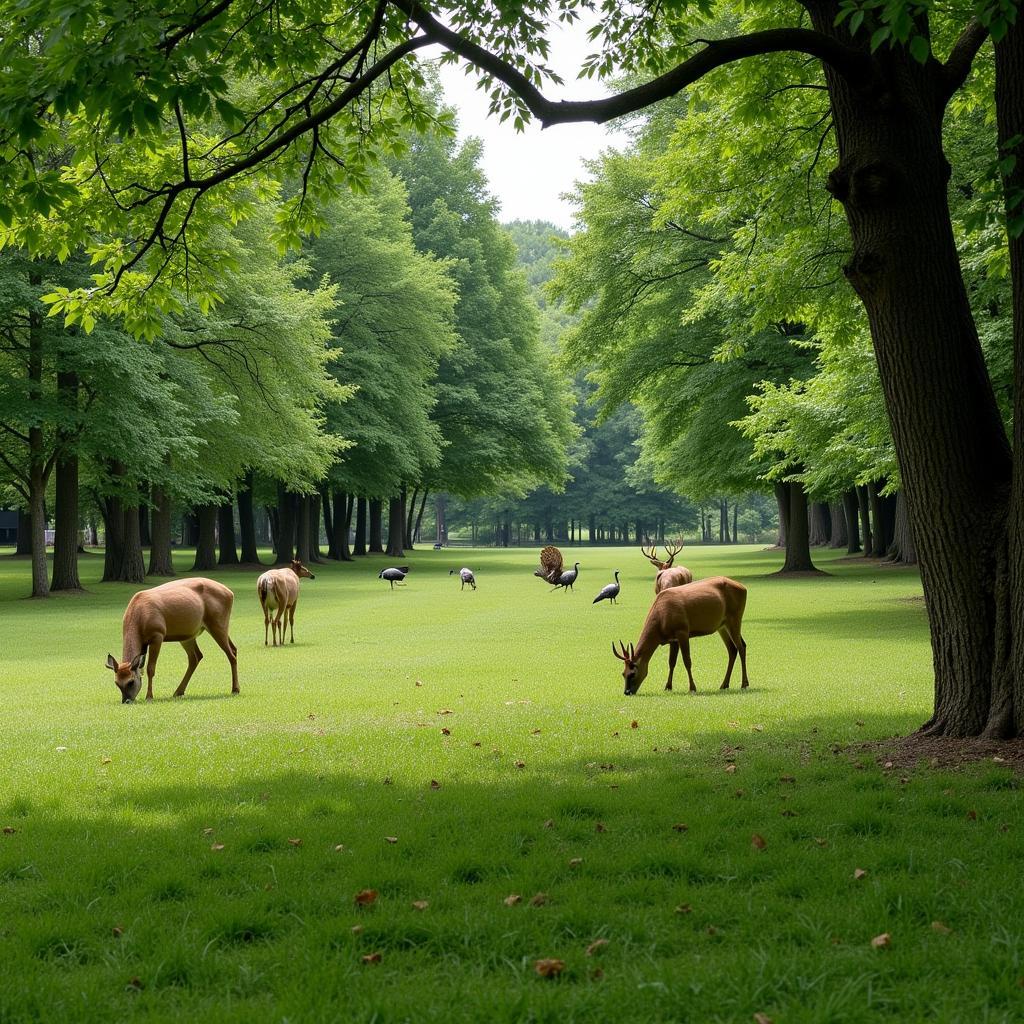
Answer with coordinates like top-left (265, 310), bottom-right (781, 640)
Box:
top-left (1, 544), bottom-right (1022, 1022)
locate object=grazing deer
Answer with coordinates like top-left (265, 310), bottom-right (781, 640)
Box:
top-left (612, 576), bottom-right (749, 695)
top-left (105, 578), bottom-right (239, 703)
top-left (257, 559), bottom-right (316, 646)
top-left (641, 540), bottom-right (693, 593)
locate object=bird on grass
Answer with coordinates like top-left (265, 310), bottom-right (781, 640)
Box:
top-left (593, 571), bottom-right (621, 605)
top-left (378, 566), bottom-right (410, 590)
top-left (450, 567), bottom-right (477, 590)
top-left (552, 561), bottom-right (580, 593)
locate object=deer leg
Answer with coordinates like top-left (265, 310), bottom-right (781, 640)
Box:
top-left (665, 642), bottom-right (678, 691)
top-left (737, 635), bottom-right (749, 688)
top-left (718, 628), bottom-right (738, 689)
top-left (263, 604), bottom-right (270, 646)
top-left (289, 603), bottom-right (296, 644)
top-left (207, 623), bottom-right (240, 694)
top-left (174, 639), bottom-right (203, 697)
top-left (145, 637), bottom-right (162, 700)
top-left (680, 634), bottom-right (696, 692)
top-left (273, 606), bottom-right (285, 647)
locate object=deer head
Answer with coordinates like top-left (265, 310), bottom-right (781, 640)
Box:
top-left (640, 539), bottom-right (684, 571)
top-left (290, 559), bottom-right (315, 580)
top-left (612, 640), bottom-right (648, 696)
top-left (106, 651), bottom-right (145, 703)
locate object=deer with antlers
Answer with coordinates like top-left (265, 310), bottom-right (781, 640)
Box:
top-left (640, 540), bottom-right (693, 593)
top-left (106, 578), bottom-right (239, 703)
top-left (612, 576), bottom-right (749, 695)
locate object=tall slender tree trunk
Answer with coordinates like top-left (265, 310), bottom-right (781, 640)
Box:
top-left (829, 501), bottom-right (847, 549)
top-left (331, 490), bottom-right (354, 561)
top-left (218, 501), bottom-right (239, 565)
top-left (138, 503), bottom-right (152, 548)
top-left (856, 485), bottom-right (873, 558)
top-left (404, 486), bottom-right (417, 549)
top-left (867, 482), bottom-right (888, 558)
top-left (119, 495), bottom-right (146, 583)
top-left (413, 489), bottom-right (429, 545)
top-left (779, 481), bottom-right (817, 573)
top-left (192, 505), bottom-right (218, 571)
top-left (386, 494), bottom-right (405, 558)
top-left (368, 499), bottom-right (384, 553)
top-left (886, 492), bottom-right (917, 565)
top-left (324, 488), bottom-right (340, 559)
top-left (354, 497), bottom-right (367, 556)
top-left (101, 494), bottom-right (124, 582)
top-left (842, 488), bottom-right (862, 554)
top-left (27, 283), bottom-right (48, 597)
top-left (238, 472), bottom-right (260, 564)
top-left (774, 482), bottom-right (789, 548)
top-left (308, 493), bottom-right (324, 563)
top-left (50, 373), bottom-right (81, 591)
top-left (276, 485), bottom-right (295, 564)
top-left (295, 493), bottom-right (312, 564)
top-left (148, 486), bottom-right (176, 576)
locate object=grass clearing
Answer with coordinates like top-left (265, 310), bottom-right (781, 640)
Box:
top-left (1, 545), bottom-right (1022, 1022)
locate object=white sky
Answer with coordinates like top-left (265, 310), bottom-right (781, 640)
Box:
top-left (431, 20), bottom-right (630, 230)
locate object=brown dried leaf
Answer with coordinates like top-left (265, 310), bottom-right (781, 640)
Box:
top-left (126, 977), bottom-right (144, 992)
top-left (210, 843), bottom-right (225, 851)
top-left (569, 857), bottom-right (583, 867)
top-left (2, 826), bottom-right (17, 835)
top-left (531, 728), bottom-right (542, 735)
top-left (814, 837), bottom-right (828, 847)
top-left (931, 920), bottom-right (952, 935)
top-left (853, 868), bottom-right (868, 880)
top-left (472, 741), bottom-right (482, 747)
top-left (112, 925), bottom-right (124, 938)
top-left (753, 1014), bottom-right (774, 1024)
top-left (530, 892), bottom-right (549, 906)
top-left (361, 952), bottom-right (382, 965)
top-left (101, 756), bottom-right (112, 765)
top-left (595, 822), bottom-right (607, 833)
top-left (351, 924), bottom-right (364, 934)
top-left (441, 727), bottom-right (451, 736)
top-left (631, 720), bottom-right (639, 730)
top-left (543, 819), bottom-right (555, 829)
top-left (504, 894), bottom-right (522, 906)
top-left (411, 900), bottom-right (430, 911)
top-left (383, 777), bottom-right (393, 786)
top-left (287, 838), bottom-right (302, 847)
top-left (751, 833), bottom-right (767, 851)
top-left (779, 775), bottom-right (795, 784)
top-left (725, 763), bottom-right (738, 774)
top-left (384, 836), bottom-right (398, 844)
top-left (354, 889), bottom-right (378, 906)
top-left (515, 760), bottom-right (526, 769)
top-left (586, 938), bottom-right (609, 956)
top-left (781, 809), bottom-right (798, 818)
top-left (534, 958), bottom-right (565, 978)
top-left (672, 823), bottom-right (689, 832)
top-left (430, 780), bottom-right (441, 790)
top-left (675, 903), bottom-right (692, 915)
top-left (871, 932), bottom-right (891, 949)
top-left (415, 680), bottom-right (423, 686)
top-left (967, 809), bottom-right (978, 821)
top-left (437, 709), bottom-right (454, 715)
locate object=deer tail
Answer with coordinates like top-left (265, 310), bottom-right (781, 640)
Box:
top-left (258, 578), bottom-right (269, 610)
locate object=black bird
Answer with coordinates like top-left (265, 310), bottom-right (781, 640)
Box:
top-left (378, 566), bottom-right (410, 589)
top-left (450, 567), bottom-right (477, 590)
top-left (552, 562), bottom-right (580, 593)
top-left (593, 571), bottom-right (621, 605)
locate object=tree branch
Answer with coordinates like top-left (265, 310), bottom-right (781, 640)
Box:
top-left (393, 0), bottom-right (873, 126)
top-left (941, 18), bottom-right (989, 102)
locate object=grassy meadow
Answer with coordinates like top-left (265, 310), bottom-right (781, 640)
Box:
top-left (1, 544), bottom-right (1022, 1022)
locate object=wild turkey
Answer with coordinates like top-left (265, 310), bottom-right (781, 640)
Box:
top-left (593, 571), bottom-right (620, 605)
top-left (378, 566), bottom-right (410, 589)
top-left (450, 567), bottom-right (476, 590)
top-left (534, 545), bottom-right (563, 584)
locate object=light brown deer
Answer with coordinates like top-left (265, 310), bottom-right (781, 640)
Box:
top-left (257, 559), bottom-right (316, 646)
top-left (612, 576), bottom-right (749, 695)
top-left (105, 578), bottom-right (239, 703)
top-left (641, 540), bottom-right (693, 593)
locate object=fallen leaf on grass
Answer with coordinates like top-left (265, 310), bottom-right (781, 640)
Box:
top-left (672, 823), bottom-right (689, 832)
top-left (112, 925), bottom-right (124, 938)
top-left (411, 900), bottom-right (429, 911)
top-left (101, 757), bottom-right (112, 765)
top-left (631, 720), bottom-right (638, 730)
top-left (534, 958), bottom-right (565, 978)
top-left (751, 834), bottom-right (767, 851)
top-left (530, 893), bottom-right (549, 907)
top-left (55, 746), bottom-right (68, 753)
top-left (967, 809), bottom-right (978, 821)
top-left (590, 968), bottom-right (605, 980)
top-left (441, 728), bottom-right (451, 736)
top-left (383, 777), bottom-right (393, 786)
top-left (430, 780), bottom-right (441, 790)
top-left (753, 1014), bottom-right (773, 1024)
top-left (727, 720), bottom-right (740, 728)
top-left (514, 760), bottom-right (526, 769)
top-left (871, 932), bottom-right (891, 949)
top-left (611, 731), bottom-right (620, 738)
top-left (781, 809), bottom-right (798, 818)
top-left (361, 952), bottom-right (382, 965)
top-left (355, 889), bottom-right (378, 906)
top-left (853, 868), bottom-right (868, 880)
top-left (814, 837), bottom-right (828, 847)
top-left (993, 755), bottom-right (1006, 764)
top-left (472, 741), bottom-right (481, 747)
top-left (599, 763), bottom-right (615, 772)
top-left (883, 761), bottom-right (894, 770)
top-left (202, 827), bottom-right (214, 836)
top-left (531, 729), bottom-right (542, 735)
top-left (437, 709), bottom-right (454, 715)
top-left (384, 836), bottom-right (398, 844)
top-left (586, 938), bottom-right (609, 956)
top-left (779, 775), bottom-right (795, 784)
top-left (334, 844), bottom-right (346, 852)
top-left (543, 819), bottom-right (555, 829)
top-left (595, 822), bottom-right (608, 833)
top-left (415, 680), bottom-right (423, 687)
top-left (569, 857), bottom-right (583, 867)
top-left (675, 904), bottom-right (692, 915)
top-left (504, 894), bottom-right (522, 906)
top-left (751, 724), bottom-right (764, 732)
top-left (725, 764), bottom-right (738, 774)
top-left (210, 843), bottom-right (225, 852)
top-left (351, 924), bottom-right (364, 934)
top-left (126, 977), bottom-right (144, 992)
top-left (931, 921), bottom-right (952, 935)
top-left (2, 826), bottom-right (17, 835)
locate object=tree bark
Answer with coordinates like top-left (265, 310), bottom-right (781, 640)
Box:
top-left (50, 446), bottom-right (81, 591)
top-left (386, 494), bottom-right (405, 557)
top-left (138, 503), bottom-right (152, 548)
top-left (321, 487), bottom-right (337, 559)
top-left (886, 491), bottom-right (917, 565)
top-left (354, 497), bottom-right (367, 556)
top-left (828, 501), bottom-right (847, 549)
top-left (119, 495), bottom-right (146, 583)
top-left (413, 489), bottom-right (429, 545)
top-left (218, 501), bottom-right (239, 564)
top-left (308, 493), bottom-right (325, 562)
top-left (774, 482), bottom-right (788, 548)
top-left (808, 501), bottom-right (831, 547)
top-left (276, 484), bottom-right (295, 563)
top-left (867, 482), bottom-right (889, 558)
top-left (368, 499), bottom-right (384, 553)
top-left (27, 286), bottom-right (48, 597)
top-left (238, 472), bottom-right (261, 564)
top-left (842, 488), bottom-right (861, 554)
top-left (779, 481), bottom-right (817, 573)
top-left (101, 494), bottom-right (124, 582)
top-left (856, 485), bottom-right (873, 558)
top-left (331, 489), bottom-right (354, 560)
top-left (295, 493), bottom-right (312, 564)
top-left (404, 485), bottom-right (417, 549)
top-left (192, 505), bottom-right (218, 571)
top-left (148, 486), bottom-right (176, 576)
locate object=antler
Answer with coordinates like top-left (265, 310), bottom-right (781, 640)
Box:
top-left (640, 544), bottom-right (661, 568)
top-left (611, 641), bottom-right (635, 662)
top-left (663, 537), bottom-right (685, 566)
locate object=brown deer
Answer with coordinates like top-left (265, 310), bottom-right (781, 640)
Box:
top-left (612, 576), bottom-right (749, 695)
top-left (257, 559), bottom-right (316, 646)
top-left (641, 540), bottom-right (693, 593)
top-left (105, 578), bottom-right (239, 703)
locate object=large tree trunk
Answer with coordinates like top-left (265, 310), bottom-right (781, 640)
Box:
top-left (276, 484), bottom-right (295, 564)
top-left (773, 481), bottom-right (789, 547)
top-left (811, 5), bottom-right (1013, 735)
top-left (192, 505), bottom-right (218, 571)
top-left (138, 503), bottom-right (152, 548)
top-left (331, 490), bottom-right (354, 561)
top-left (101, 494), bottom-right (124, 582)
top-left (368, 499), bottom-right (384, 553)
top-left (842, 488), bottom-right (861, 554)
top-left (413, 489), bottom-right (429, 545)
top-left (218, 501), bottom-right (239, 565)
top-left (886, 492), bottom-right (917, 565)
top-left (779, 481), bottom-right (817, 573)
top-left (295, 493), bottom-right (312, 564)
top-left (119, 496), bottom-right (146, 583)
top-left (238, 472), bottom-right (260, 564)
top-left (354, 497), bottom-right (367, 556)
top-left (866, 482), bottom-right (892, 558)
top-left (828, 501), bottom-right (847, 549)
top-left (50, 443), bottom-right (81, 591)
top-left (808, 501), bottom-right (831, 547)
top-left (148, 486), bottom-right (176, 576)
top-left (386, 494), bottom-right (405, 558)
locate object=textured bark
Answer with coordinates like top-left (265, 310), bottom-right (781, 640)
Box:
top-left (324, 488), bottom-right (339, 559)
top-left (886, 492), bottom-right (917, 565)
top-left (101, 494), bottom-right (124, 582)
top-left (238, 473), bottom-right (261, 564)
top-left (779, 482), bottom-right (817, 573)
top-left (386, 494), bottom-right (405, 558)
top-left (192, 505), bottom-right (218, 571)
top-left (50, 447), bottom-right (81, 591)
top-left (842, 489), bottom-right (862, 554)
top-left (404, 486), bottom-right (417, 549)
top-left (119, 498), bottom-right (146, 583)
top-left (217, 502), bottom-right (239, 564)
top-left (310, 493), bottom-right (325, 562)
top-left (368, 499), bottom-right (384, 553)
top-left (276, 484), bottom-right (295, 563)
top-left (808, 501), bottom-right (831, 547)
top-left (354, 497), bottom-right (367, 556)
top-left (829, 501), bottom-right (847, 549)
top-left (856, 485), bottom-right (873, 558)
top-left (331, 489), bottom-right (354, 560)
top-left (295, 493), bottom-right (312, 564)
top-left (148, 486), bottom-right (176, 576)
top-left (866, 482), bottom-right (891, 558)
top-left (138, 503), bottom-right (152, 548)
top-left (413, 489), bottom-right (429, 545)
top-left (27, 288), bottom-right (48, 597)
top-left (774, 482), bottom-right (789, 548)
